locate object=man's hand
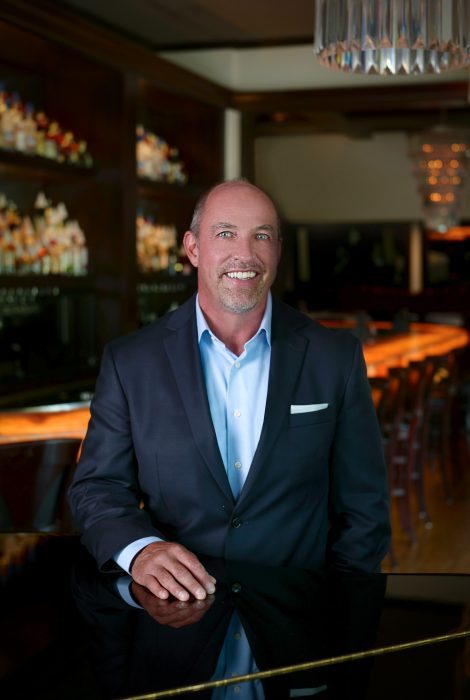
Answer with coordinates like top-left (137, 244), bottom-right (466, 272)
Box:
top-left (131, 581), bottom-right (215, 628)
top-left (130, 541), bottom-right (216, 601)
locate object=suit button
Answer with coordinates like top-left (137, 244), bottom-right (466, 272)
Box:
top-left (231, 582), bottom-right (242, 594)
top-left (231, 517), bottom-right (242, 528)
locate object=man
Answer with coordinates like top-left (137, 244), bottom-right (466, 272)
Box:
top-left (69, 179), bottom-right (390, 603)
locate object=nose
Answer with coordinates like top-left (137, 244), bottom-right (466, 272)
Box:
top-left (233, 234), bottom-right (255, 261)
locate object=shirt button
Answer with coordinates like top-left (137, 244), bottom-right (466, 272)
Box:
top-left (234, 460), bottom-right (242, 469)
top-left (234, 632), bottom-right (241, 640)
top-left (233, 409), bottom-right (241, 418)
top-left (231, 582), bottom-right (242, 593)
top-left (234, 686), bottom-right (241, 693)
top-left (235, 361), bottom-right (240, 368)
top-left (231, 517), bottom-right (242, 528)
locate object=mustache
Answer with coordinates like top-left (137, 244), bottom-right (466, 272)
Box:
top-left (219, 260), bottom-right (264, 274)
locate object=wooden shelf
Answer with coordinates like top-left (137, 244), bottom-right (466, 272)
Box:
top-left (0, 149), bottom-right (93, 183)
top-left (137, 179), bottom-right (204, 200)
top-left (138, 273), bottom-right (195, 289)
top-left (0, 274), bottom-right (93, 289)
top-left (0, 5), bottom-right (224, 404)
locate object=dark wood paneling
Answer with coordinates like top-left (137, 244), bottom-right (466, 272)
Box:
top-left (0, 0), bottom-right (230, 107)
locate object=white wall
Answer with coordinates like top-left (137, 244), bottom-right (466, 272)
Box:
top-left (160, 45), bottom-right (469, 91)
top-left (160, 46), bottom-right (470, 225)
top-left (255, 131), bottom-right (470, 223)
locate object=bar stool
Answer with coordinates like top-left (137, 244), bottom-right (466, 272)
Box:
top-left (0, 438), bottom-right (81, 532)
top-left (375, 366), bottom-right (417, 544)
top-left (403, 358), bottom-right (436, 528)
top-left (425, 350), bottom-right (468, 502)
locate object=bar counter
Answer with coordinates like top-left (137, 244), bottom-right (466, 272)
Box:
top-left (361, 322), bottom-right (469, 378)
top-left (0, 322), bottom-right (468, 444)
top-left (315, 319), bottom-right (469, 378)
top-left (0, 401), bottom-right (90, 445)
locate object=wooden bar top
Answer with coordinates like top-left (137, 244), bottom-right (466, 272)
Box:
top-left (0, 403), bottom-right (90, 445)
top-left (362, 322), bottom-right (470, 378)
top-left (0, 322), bottom-right (468, 444)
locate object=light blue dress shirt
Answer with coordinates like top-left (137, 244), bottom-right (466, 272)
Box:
top-left (197, 293), bottom-right (271, 499)
top-left (115, 294), bottom-right (272, 573)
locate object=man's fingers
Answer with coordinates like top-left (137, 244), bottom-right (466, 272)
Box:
top-left (131, 541), bottom-right (216, 600)
top-left (140, 574), bottom-right (170, 600)
top-left (155, 565), bottom-right (204, 601)
top-left (168, 545), bottom-right (217, 593)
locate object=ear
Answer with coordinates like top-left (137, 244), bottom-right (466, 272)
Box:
top-left (183, 230), bottom-right (199, 268)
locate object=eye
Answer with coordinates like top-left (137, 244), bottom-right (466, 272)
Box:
top-left (255, 232), bottom-right (271, 241)
top-left (216, 230), bottom-right (233, 238)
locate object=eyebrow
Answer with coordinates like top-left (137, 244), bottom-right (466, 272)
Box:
top-left (211, 222), bottom-right (276, 233)
top-left (211, 222), bottom-right (236, 232)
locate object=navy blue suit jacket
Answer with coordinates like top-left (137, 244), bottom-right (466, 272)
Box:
top-left (69, 295), bottom-right (390, 571)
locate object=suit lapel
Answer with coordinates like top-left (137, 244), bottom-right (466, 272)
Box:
top-left (163, 298), bottom-right (234, 503)
top-left (239, 301), bottom-right (310, 501)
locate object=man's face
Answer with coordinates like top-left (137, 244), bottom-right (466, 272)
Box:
top-left (184, 184), bottom-right (282, 316)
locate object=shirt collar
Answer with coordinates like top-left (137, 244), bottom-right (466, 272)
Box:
top-left (196, 293), bottom-right (272, 348)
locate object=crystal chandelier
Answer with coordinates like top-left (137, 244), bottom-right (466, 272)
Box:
top-left (409, 128), bottom-right (470, 232)
top-left (313, 0), bottom-right (470, 75)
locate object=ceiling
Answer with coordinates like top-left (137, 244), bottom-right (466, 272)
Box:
top-left (52, 0), bottom-right (469, 139)
top-left (55, 0), bottom-right (314, 51)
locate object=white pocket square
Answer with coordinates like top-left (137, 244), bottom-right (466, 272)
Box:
top-left (290, 403), bottom-right (329, 414)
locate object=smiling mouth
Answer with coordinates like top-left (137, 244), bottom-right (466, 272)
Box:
top-left (225, 271), bottom-right (257, 280)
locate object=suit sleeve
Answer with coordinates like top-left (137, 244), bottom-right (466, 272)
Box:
top-left (68, 343), bottom-right (165, 569)
top-left (327, 338), bottom-right (391, 572)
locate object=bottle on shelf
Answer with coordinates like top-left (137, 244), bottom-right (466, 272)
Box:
top-left (1, 95), bottom-right (15, 150)
top-left (0, 83), bottom-right (94, 166)
top-left (136, 213), bottom-right (179, 274)
top-left (44, 121), bottom-right (60, 160)
top-left (136, 125), bottom-right (187, 184)
top-left (35, 110), bottom-right (49, 158)
top-left (0, 191), bottom-right (88, 276)
top-left (17, 103), bottom-right (38, 155)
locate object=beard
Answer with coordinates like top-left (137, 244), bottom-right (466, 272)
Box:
top-left (218, 279), bottom-right (267, 314)
top-left (216, 259), bottom-right (271, 314)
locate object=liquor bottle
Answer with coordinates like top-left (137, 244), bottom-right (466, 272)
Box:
top-left (78, 140), bottom-right (93, 167)
top-left (65, 132), bottom-right (79, 164)
top-left (44, 121), bottom-right (60, 160)
top-left (0, 195), bottom-right (6, 273)
top-left (2, 229), bottom-right (16, 273)
top-left (34, 191), bottom-right (50, 239)
top-left (1, 96), bottom-right (15, 150)
top-left (9, 93), bottom-right (23, 151)
top-left (35, 111), bottom-right (49, 157)
top-left (22, 104), bottom-right (38, 155)
top-left (20, 216), bottom-right (36, 273)
top-left (0, 84), bottom-right (7, 148)
top-left (38, 244), bottom-right (51, 275)
top-left (69, 220), bottom-right (88, 275)
top-left (15, 104), bottom-right (27, 152)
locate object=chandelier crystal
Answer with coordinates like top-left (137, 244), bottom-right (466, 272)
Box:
top-left (313, 0), bottom-right (470, 75)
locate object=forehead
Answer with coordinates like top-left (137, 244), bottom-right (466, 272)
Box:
top-left (201, 185), bottom-right (277, 228)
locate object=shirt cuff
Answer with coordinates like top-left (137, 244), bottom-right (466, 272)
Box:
top-left (114, 536), bottom-right (162, 574)
top-left (115, 576), bottom-right (143, 609)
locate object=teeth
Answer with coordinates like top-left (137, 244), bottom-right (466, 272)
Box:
top-left (226, 271), bottom-right (256, 280)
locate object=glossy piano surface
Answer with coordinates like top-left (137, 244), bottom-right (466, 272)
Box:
top-left (0, 534), bottom-right (468, 699)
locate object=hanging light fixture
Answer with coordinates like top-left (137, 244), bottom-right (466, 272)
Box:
top-left (409, 128), bottom-right (470, 232)
top-left (313, 0), bottom-right (470, 75)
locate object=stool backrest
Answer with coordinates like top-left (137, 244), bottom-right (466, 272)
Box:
top-left (0, 438), bottom-right (81, 531)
